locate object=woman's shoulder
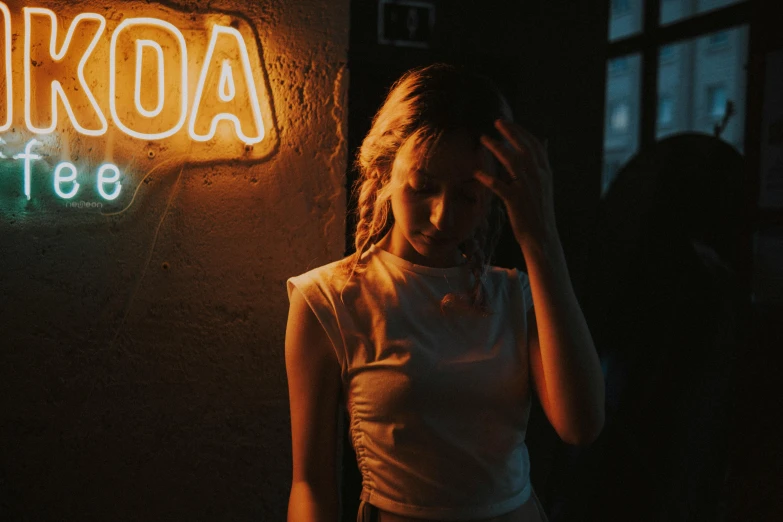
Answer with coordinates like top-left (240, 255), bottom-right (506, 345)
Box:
top-left (482, 265), bottom-right (531, 302)
top-left (485, 264), bottom-right (525, 283)
top-left (288, 256), bottom-right (354, 287)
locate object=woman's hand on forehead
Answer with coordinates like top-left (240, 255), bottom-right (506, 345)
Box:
top-left (474, 119), bottom-right (557, 250)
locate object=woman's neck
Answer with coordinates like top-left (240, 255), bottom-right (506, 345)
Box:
top-left (376, 227), bottom-right (466, 268)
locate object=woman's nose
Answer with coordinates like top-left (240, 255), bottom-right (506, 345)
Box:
top-left (430, 192), bottom-right (455, 231)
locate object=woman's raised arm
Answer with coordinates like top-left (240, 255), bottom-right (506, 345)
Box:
top-left (285, 286), bottom-right (343, 522)
top-left (477, 120), bottom-right (605, 445)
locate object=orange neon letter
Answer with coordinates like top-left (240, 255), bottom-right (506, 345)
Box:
top-left (188, 25), bottom-right (264, 145)
top-left (110, 18), bottom-right (188, 140)
top-left (23, 8), bottom-right (107, 136)
top-left (0, 2), bottom-right (12, 132)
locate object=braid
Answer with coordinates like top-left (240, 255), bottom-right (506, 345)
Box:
top-left (354, 179), bottom-right (379, 254)
top-left (468, 222), bottom-right (492, 313)
top-left (440, 197), bottom-right (506, 316)
top-left (440, 221), bottom-right (491, 316)
top-left (339, 174), bottom-right (392, 301)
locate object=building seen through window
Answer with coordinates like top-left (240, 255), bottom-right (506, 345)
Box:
top-left (602, 0), bottom-right (749, 195)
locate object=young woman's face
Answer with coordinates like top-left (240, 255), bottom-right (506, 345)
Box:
top-left (382, 130), bottom-right (496, 268)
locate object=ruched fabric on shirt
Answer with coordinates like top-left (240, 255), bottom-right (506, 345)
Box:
top-left (287, 244), bottom-right (536, 521)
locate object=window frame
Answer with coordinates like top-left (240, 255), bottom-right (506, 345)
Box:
top-left (606, 0), bottom-right (750, 151)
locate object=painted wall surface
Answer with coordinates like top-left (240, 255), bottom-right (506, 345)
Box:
top-left (0, 0), bottom-right (349, 520)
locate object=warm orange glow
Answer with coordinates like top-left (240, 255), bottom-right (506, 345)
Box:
top-left (0, 2), bottom-right (12, 132)
top-left (23, 7), bottom-right (108, 136)
top-left (109, 17), bottom-right (188, 140)
top-left (188, 25), bottom-right (265, 145)
top-left (1, 1), bottom-right (276, 165)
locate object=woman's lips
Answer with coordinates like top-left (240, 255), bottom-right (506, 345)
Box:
top-left (420, 233), bottom-right (454, 245)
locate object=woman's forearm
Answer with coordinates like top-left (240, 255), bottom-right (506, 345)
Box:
top-left (521, 229), bottom-right (605, 444)
top-left (288, 480), bottom-right (339, 522)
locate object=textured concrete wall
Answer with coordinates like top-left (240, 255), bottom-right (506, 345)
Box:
top-left (0, 0), bottom-right (349, 520)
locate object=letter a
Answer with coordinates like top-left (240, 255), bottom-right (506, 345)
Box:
top-left (24, 8), bottom-right (108, 136)
top-left (188, 26), bottom-right (265, 145)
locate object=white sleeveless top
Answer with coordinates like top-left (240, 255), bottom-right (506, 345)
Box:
top-left (287, 244), bottom-right (535, 521)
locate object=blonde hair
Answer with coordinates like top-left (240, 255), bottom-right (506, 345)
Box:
top-left (340, 64), bottom-right (512, 315)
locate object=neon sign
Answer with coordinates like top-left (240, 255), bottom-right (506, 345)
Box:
top-left (0, 1), bottom-right (276, 207)
top-left (2, 137), bottom-right (123, 202)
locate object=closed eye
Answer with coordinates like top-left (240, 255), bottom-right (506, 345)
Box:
top-left (410, 182), bottom-right (435, 194)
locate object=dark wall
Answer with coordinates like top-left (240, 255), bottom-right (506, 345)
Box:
top-left (724, 0), bottom-right (783, 519)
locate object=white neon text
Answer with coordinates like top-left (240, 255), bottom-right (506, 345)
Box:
top-left (134, 40), bottom-right (166, 118)
top-left (12, 138), bottom-right (41, 200)
top-left (5, 138), bottom-right (123, 202)
top-left (110, 18), bottom-right (188, 140)
top-left (0, 2), bottom-right (12, 132)
top-left (0, 3), bottom-right (267, 145)
top-left (97, 164), bottom-right (122, 201)
top-left (188, 26), bottom-right (265, 145)
top-left (23, 7), bottom-right (108, 136)
top-left (53, 162), bottom-right (79, 199)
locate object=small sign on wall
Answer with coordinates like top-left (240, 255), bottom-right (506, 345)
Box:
top-left (378, 0), bottom-right (434, 49)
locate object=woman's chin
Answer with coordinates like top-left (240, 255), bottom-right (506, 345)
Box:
top-left (418, 232), bottom-right (457, 249)
top-left (413, 234), bottom-right (464, 265)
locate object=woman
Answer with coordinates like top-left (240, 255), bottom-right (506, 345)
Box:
top-left (285, 64), bottom-right (604, 522)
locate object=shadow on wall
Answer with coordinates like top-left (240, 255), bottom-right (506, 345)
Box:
top-left (542, 133), bottom-right (745, 521)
